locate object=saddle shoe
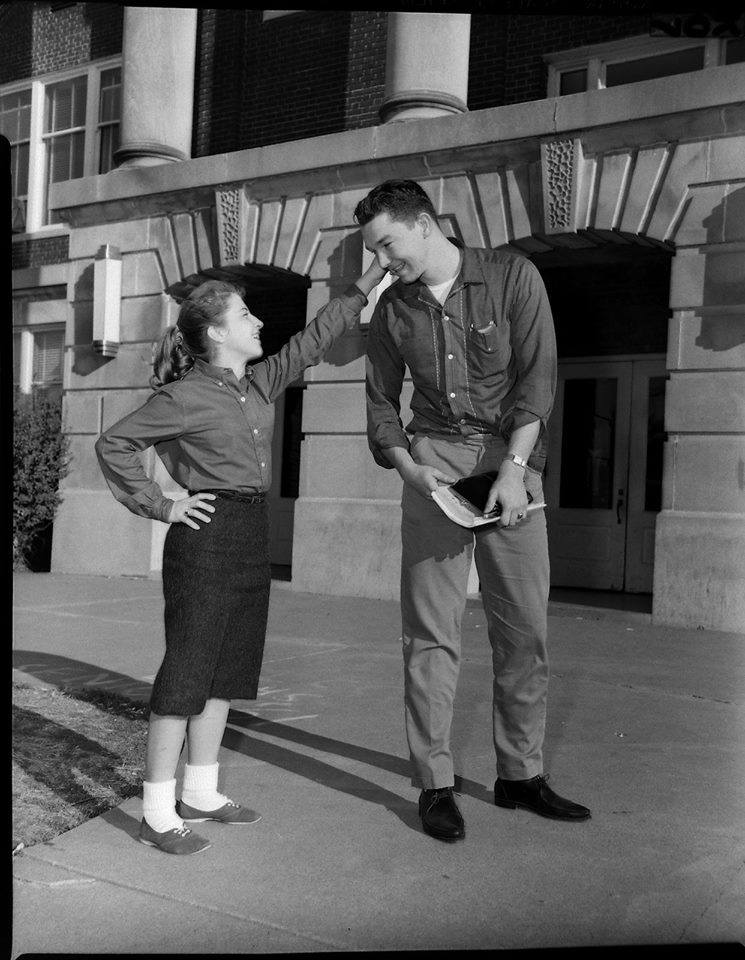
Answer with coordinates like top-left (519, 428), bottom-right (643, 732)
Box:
top-left (138, 819), bottom-right (211, 854)
top-left (176, 799), bottom-right (262, 824)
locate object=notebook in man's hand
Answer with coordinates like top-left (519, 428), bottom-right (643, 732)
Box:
top-left (430, 469), bottom-right (546, 528)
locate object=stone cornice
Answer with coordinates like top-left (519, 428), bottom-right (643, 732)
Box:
top-left (50, 65), bottom-right (745, 227)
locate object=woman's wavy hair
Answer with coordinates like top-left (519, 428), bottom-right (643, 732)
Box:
top-left (150, 279), bottom-right (244, 389)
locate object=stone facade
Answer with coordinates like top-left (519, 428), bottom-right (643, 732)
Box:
top-left (47, 64), bottom-right (745, 632)
top-left (8, 7), bottom-right (745, 631)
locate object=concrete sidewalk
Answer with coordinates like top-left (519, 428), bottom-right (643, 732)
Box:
top-left (12, 572), bottom-right (745, 954)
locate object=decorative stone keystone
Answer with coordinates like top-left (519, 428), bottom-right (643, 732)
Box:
top-left (540, 138), bottom-right (584, 234)
top-left (214, 185), bottom-right (248, 266)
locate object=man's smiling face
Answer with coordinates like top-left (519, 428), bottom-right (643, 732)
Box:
top-left (361, 211), bottom-right (431, 285)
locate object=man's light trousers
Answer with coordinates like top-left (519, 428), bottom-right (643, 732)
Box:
top-left (401, 433), bottom-right (550, 789)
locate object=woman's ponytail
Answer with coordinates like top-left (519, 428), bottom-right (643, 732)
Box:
top-left (149, 280), bottom-right (242, 390)
top-left (150, 325), bottom-right (194, 389)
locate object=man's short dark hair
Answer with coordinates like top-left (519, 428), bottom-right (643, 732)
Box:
top-left (354, 179), bottom-right (438, 227)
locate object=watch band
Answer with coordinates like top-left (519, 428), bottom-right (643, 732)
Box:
top-left (503, 453), bottom-right (527, 469)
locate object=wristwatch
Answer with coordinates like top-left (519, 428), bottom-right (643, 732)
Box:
top-left (502, 453), bottom-right (527, 470)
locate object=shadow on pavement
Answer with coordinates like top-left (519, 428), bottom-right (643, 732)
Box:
top-left (223, 718), bottom-right (422, 834)
top-left (100, 804), bottom-right (142, 842)
top-left (13, 650), bottom-right (154, 702)
top-left (226, 711), bottom-right (494, 807)
top-left (14, 651), bottom-right (494, 839)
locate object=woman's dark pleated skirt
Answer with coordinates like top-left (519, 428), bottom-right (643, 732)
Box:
top-left (150, 496), bottom-right (271, 717)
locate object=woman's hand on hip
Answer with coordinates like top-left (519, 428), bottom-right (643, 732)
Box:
top-left (168, 493), bottom-right (217, 529)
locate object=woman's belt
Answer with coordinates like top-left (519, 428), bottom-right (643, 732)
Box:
top-left (190, 488), bottom-right (266, 503)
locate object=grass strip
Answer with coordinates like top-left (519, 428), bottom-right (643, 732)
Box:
top-left (12, 681), bottom-right (149, 850)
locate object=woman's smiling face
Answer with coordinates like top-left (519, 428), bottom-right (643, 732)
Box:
top-left (214, 293), bottom-right (264, 362)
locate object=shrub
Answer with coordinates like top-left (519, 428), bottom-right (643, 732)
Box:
top-left (13, 391), bottom-right (71, 570)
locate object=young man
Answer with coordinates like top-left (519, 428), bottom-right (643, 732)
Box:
top-left (355, 179), bottom-right (590, 842)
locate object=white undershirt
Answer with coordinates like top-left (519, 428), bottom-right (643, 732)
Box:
top-left (425, 276), bottom-right (457, 305)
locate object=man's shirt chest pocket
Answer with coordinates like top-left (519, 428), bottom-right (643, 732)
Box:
top-left (467, 314), bottom-right (510, 374)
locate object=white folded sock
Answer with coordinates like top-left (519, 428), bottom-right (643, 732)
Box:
top-left (181, 762), bottom-right (229, 811)
top-left (142, 779), bottom-right (183, 833)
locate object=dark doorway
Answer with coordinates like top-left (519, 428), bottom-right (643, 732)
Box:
top-left (531, 242), bottom-right (672, 598)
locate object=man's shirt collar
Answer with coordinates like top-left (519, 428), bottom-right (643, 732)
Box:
top-left (396, 238), bottom-right (484, 302)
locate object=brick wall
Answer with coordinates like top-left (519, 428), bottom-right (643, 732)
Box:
top-left (0, 2), bottom-right (122, 84)
top-left (194, 11), bottom-right (654, 151)
top-left (468, 15), bottom-right (510, 112)
top-left (469, 14), bottom-right (649, 109)
top-left (193, 9), bottom-right (387, 157)
top-left (192, 7), bottom-right (249, 157)
top-left (345, 10), bottom-right (387, 129)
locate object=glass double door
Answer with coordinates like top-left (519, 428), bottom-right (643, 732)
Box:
top-left (545, 358), bottom-right (666, 593)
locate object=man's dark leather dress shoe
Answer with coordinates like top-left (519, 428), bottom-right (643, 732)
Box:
top-left (419, 787), bottom-right (465, 842)
top-left (494, 774), bottom-right (590, 821)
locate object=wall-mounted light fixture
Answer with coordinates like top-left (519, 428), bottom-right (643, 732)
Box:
top-left (93, 244), bottom-right (122, 357)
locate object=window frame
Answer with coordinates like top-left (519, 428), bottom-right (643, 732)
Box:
top-left (1, 88), bottom-right (32, 229)
top-left (2, 55), bottom-right (121, 238)
top-left (545, 34), bottom-right (729, 97)
top-left (13, 319), bottom-right (67, 397)
top-left (97, 65), bottom-right (122, 175)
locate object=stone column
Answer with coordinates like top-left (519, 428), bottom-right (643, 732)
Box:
top-left (114, 6), bottom-right (198, 168)
top-left (380, 12), bottom-right (471, 122)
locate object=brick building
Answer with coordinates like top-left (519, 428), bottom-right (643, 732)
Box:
top-left (6, 4), bottom-right (745, 631)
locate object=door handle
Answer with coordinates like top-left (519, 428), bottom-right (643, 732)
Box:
top-left (616, 489), bottom-right (624, 524)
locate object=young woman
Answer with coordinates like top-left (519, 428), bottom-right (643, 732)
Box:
top-left (96, 262), bottom-right (386, 854)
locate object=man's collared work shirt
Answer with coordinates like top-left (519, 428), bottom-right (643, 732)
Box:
top-left (366, 244), bottom-right (557, 472)
top-left (96, 285), bottom-right (367, 522)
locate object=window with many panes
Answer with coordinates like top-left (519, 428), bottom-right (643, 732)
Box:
top-left (43, 75), bottom-right (87, 225)
top-left (1, 58), bottom-right (121, 234)
top-left (545, 35), bottom-right (744, 98)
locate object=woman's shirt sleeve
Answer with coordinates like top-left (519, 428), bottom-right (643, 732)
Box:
top-left (253, 284), bottom-right (368, 401)
top-left (94, 388), bottom-right (185, 522)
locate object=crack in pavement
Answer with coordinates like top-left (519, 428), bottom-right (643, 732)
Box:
top-left (14, 851), bottom-right (363, 952)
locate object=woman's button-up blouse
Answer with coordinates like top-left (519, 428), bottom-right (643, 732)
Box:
top-left (95, 284), bottom-right (367, 522)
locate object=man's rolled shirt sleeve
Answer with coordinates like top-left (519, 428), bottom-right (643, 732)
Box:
top-left (365, 300), bottom-right (410, 469)
top-left (500, 257), bottom-right (557, 443)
